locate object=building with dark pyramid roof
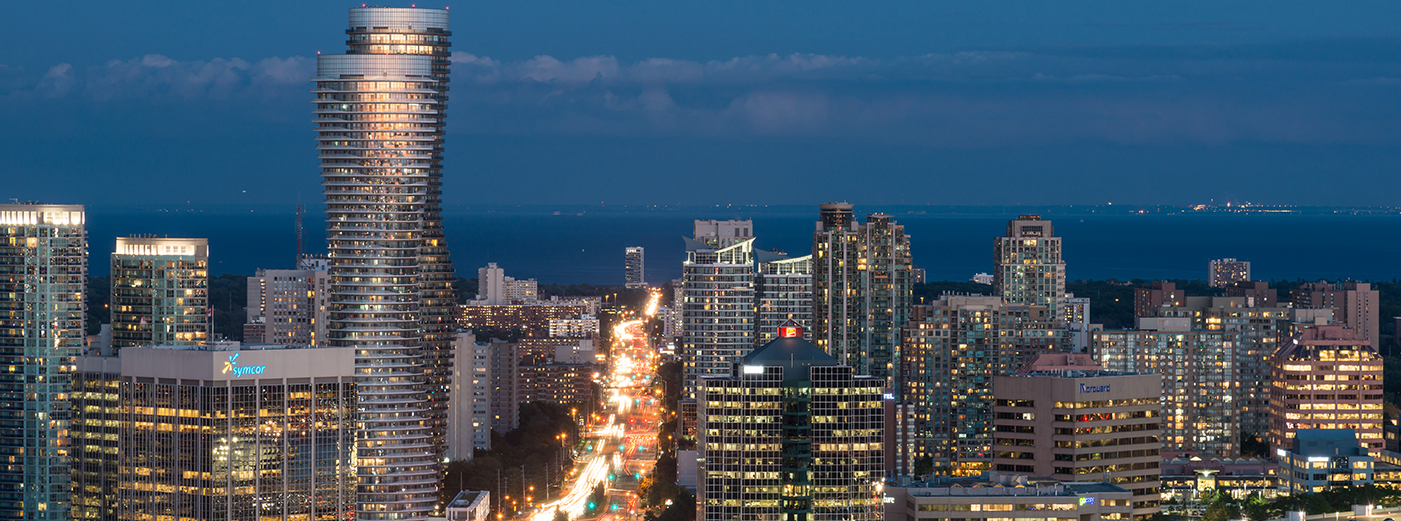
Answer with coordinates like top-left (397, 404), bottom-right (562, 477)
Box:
top-left (697, 322), bottom-right (884, 521)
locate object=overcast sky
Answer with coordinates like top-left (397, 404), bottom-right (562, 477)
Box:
top-left (4, 1), bottom-right (1401, 207)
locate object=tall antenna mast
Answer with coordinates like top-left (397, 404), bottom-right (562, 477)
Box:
top-left (295, 203), bottom-right (305, 264)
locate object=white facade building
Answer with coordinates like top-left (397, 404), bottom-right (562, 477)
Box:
top-left (448, 332), bottom-right (492, 459)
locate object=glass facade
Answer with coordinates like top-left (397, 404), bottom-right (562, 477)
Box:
top-left (316, 7), bottom-right (457, 519)
top-left (0, 204), bottom-right (86, 520)
top-left (109, 237), bottom-right (209, 350)
top-left (71, 366), bottom-right (357, 521)
top-left (682, 239), bottom-right (756, 401)
top-left (812, 205), bottom-right (913, 386)
top-left (698, 360), bottom-right (883, 521)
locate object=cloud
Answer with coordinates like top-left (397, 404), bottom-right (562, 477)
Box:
top-left (2, 41), bottom-right (1400, 146)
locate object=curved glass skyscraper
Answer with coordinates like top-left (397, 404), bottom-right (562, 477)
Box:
top-left (314, 7), bottom-right (457, 520)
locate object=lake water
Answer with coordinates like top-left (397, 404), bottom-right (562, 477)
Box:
top-left (84, 204), bottom-right (1401, 284)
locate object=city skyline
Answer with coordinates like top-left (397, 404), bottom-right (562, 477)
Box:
top-left (6, 4), bottom-right (1401, 521)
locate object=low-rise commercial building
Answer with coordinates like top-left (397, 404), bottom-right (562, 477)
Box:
top-left (447, 490), bottom-right (491, 521)
top-left (1279, 429), bottom-right (1374, 494)
top-left (885, 473), bottom-right (1135, 521)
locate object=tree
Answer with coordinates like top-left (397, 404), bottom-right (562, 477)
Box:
top-left (1201, 495), bottom-right (1241, 521)
top-left (914, 456), bottom-right (934, 477)
top-left (553, 509), bottom-right (568, 521)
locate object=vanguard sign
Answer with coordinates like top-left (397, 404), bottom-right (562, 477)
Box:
top-left (1079, 383), bottom-right (1110, 393)
top-left (222, 353), bottom-right (267, 378)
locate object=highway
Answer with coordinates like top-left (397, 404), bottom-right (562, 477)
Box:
top-left (529, 290), bottom-right (663, 521)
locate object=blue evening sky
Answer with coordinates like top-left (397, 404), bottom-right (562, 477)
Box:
top-left (3, 1), bottom-right (1400, 206)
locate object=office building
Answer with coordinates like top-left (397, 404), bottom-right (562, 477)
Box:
top-left (449, 333), bottom-right (492, 460)
top-left (446, 490), bottom-right (491, 521)
top-left (884, 474), bottom-right (1135, 521)
top-left (71, 344), bottom-right (358, 521)
top-left (316, 7), bottom-right (458, 517)
top-left (696, 325), bottom-right (884, 521)
top-left (993, 215), bottom-right (1065, 318)
top-left (625, 246), bottom-right (646, 288)
top-left (488, 338), bottom-right (521, 432)
top-left (899, 295), bottom-right (1070, 475)
top-left (1063, 293), bottom-right (1091, 351)
top-left (681, 234), bottom-right (755, 401)
top-left (0, 203), bottom-right (85, 520)
top-left (755, 252), bottom-right (814, 345)
top-left (1269, 325), bottom-right (1383, 454)
top-left (1132, 282), bottom-right (1184, 319)
top-left (692, 219), bottom-right (753, 248)
top-left (813, 202), bottom-right (914, 382)
top-left (1292, 282), bottom-right (1380, 348)
top-left (971, 272), bottom-right (994, 285)
top-left (992, 370), bottom-right (1163, 518)
top-left (1208, 258), bottom-right (1251, 288)
top-left (1092, 319), bottom-right (1240, 457)
top-left (549, 315), bottom-right (599, 338)
top-left (1278, 429), bottom-right (1374, 494)
top-left (245, 264), bottom-right (330, 345)
top-left (110, 236), bottom-right (209, 349)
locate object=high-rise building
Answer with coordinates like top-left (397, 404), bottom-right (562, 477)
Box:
top-left (993, 215), bottom-right (1065, 318)
top-left (316, 7), bottom-right (457, 518)
top-left (110, 236), bottom-right (209, 350)
top-left (1092, 318), bottom-right (1240, 457)
top-left (245, 265), bottom-right (331, 345)
top-left (1292, 282), bottom-right (1380, 348)
top-left (692, 219), bottom-right (753, 248)
top-left (1141, 294), bottom-right (1329, 439)
top-left (1269, 325), bottom-right (1384, 454)
top-left (487, 338), bottom-right (521, 432)
top-left (899, 295), bottom-right (1069, 475)
top-left (625, 246), bottom-right (646, 288)
top-left (696, 325), bottom-right (884, 521)
top-left (993, 369), bottom-right (1163, 519)
top-left (755, 252), bottom-right (813, 345)
top-left (72, 344), bottom-right (359, 521)
top-left (681, 235), bottom-right (755, 401)
top-left (1208, 258), bottom-right (1251, 288)
top-left (448, 332), bottom-right (492, 461)
top-left (812, 203), bottom-right (913, 383)
top-left (1225, 280), bottom-right (1277, 307)
top-left (1063, 293), bottom-right (1091, 351)
top-left (1132, 282), bottom-right (1184, 319)
top-left (0, 203), bottom-right (85, 520)
top-left (476, 262), bottom-right (538, 304)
